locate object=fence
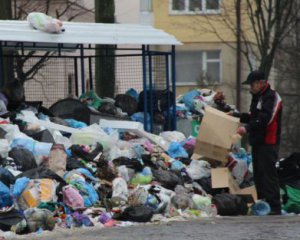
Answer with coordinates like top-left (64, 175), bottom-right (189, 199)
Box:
top-left (0, 44), bottom-right (177, 132)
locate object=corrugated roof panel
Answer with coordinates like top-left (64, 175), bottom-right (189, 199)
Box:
top-left (0, 20), bottom-right (182, 45)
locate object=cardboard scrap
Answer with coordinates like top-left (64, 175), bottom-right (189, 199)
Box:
top-left (194, 106), bottom-right (240, 163)
top-left (211, 167), bottom-right (257, 201)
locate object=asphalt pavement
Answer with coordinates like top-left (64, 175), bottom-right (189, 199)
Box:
top-left (6, 215), bottom-right (300, 240)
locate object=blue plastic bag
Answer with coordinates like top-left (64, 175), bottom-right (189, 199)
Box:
top-left (76, 168), bottom-right (98, 182)
top-left (126, 88), bottom-right (139, 102)
top-left (11, 138), bottom-right (52, 156)
top-left (167, 142), bottom-right (188, 159)
top-left (171, 160), bottom-right (185, 171)
top-left (13, 177), bottom-right (30, 198)
top-left (0, 180), bottom-right (13, 208)
top-left (71, 180), bottom-right (99, 207)
top-left (181, 90), bottom-right (201, 111)
top-left (65, 119), bottom-right (87, 129)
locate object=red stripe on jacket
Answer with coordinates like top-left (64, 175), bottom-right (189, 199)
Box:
top-left (265, 100), bottom-right (282, 144)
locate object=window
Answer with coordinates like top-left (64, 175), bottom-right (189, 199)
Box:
top-left (140, 0), bottom-right (153, 12)
top-left (170, 0), bottom-right (220, 14)
top-left (176, 50), bottom-right (221, 85)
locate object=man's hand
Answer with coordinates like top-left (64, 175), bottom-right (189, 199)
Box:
top-left (226, 111), bottom-right (234, 116)
top-left (237, 126), bottom-right (247, 136)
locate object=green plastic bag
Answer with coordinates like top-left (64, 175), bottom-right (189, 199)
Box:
top-left (130, 174), bottom-right (152, 185)
top-left (282, 185), bottom-right (300, 213)
top-left (79, 90), bottom-right (102, 109)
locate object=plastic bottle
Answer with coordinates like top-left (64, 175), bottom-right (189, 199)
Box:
top-left (112, 177), bottom-right (128, 203)
top-left (251, 200), bottom-right (271, 216)
top-left (118, 165), bottom-right (129, 182)
top-left (207, 204), bottom-right (218, 217)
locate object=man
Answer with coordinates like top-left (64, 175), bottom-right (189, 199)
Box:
top-left (234, 70), bottom-right (282, 215)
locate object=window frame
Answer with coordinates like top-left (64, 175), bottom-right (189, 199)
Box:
top-left (175, 50), bottom-right (222, 86)
top-left (202, 50), bottom-right (222, 85)
top-left (169, 0), bottom-right (221, 15)
top-left (140, 0), bottom-right (153, 12)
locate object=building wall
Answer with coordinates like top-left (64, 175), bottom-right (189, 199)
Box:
top-left (153, 0), bottom-right (236, 43)
top-left (152, 0), bottom-right (254, 110)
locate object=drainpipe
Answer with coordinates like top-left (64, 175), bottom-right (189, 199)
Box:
top-left (236, 0), bottom-right (241, 111)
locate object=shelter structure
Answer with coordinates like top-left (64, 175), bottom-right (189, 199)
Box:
top-left (0, 20), bottom-right (181, 132)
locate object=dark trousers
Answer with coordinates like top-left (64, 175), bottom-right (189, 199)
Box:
top-left (252, 145), bottom-right (281, 211)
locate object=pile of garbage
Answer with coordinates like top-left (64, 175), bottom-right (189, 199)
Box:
top-left (0, 98), bottom-right (256, 238)
top-left (176, 89), bottom-right (234, 117)
top-left (79, 89), bottom-right (173, 127)
top-left (1, 87), bottom-right (297, 238)
top-left (76, 88), bottom-right (236, 139)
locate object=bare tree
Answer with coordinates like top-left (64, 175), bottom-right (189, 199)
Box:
top-left (274, 19), bottom-right (300, 156)
top-left (190, 0), bottom-right (300, 79)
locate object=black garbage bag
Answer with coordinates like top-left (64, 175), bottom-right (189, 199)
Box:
top-left (66, 157), bottom-right (88, 171)
top-left (152, 169), bottom-right (183, 190)
top-left (0, 167), bottom-right (15, 186)
top-left (153, 112), bottom-right (165, 124)
top-left (98, 102), bottom-right (118, 115)
top-left (70, 143), bottom-right (103, 162)
top-left (178, 157), bottom-right (192, 166)
top-left (277, 152), bottom-right (300, 182)
top-left (0, 127), bottom-right (7, 139)
top-left (115, 94), bottom-right (138, 116)
top-left (97, 159), bottom-right (117, 182)
top-left (194, 177), bottom-right (213, 195)
top-left (49, 98), bottom-right (91, 124)
top-left (112, 157), bottom-right (143, 172)
top-left (17, 166), bottom-right (66, 185)
top-left (113, 205), bottom-right (153, 222)
top-left (141, 154), bottom-right (158, 170)
top-left (8, 147), bottom-right (37, 171)
top-left (212, 193), bottom-right (248, 216)
top-left (66, 157), bottom-right (94, 175)
top-left (138, 89), bottom-right (174, 113)
top-left (0, 209), bottom-right (24, 231)
top-left (25, 129), bottom-right (55, 143)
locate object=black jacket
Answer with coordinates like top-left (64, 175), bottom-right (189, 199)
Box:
top-left (235, 83), bottom-right (282, 146)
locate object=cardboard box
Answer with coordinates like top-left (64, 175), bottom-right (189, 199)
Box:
top-left (194, 106), bottom-right (240, 163)
top-left (211, 168), bottom-right (240, 194)
top-left (237, 185), bottom-right (257, 202)
top-left (211, 167), bottom-right (257, 202)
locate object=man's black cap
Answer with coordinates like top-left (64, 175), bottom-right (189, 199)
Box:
top-left (242, 70), bottom-right (266, 85)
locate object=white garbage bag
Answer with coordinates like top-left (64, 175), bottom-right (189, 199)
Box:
top-left (27, 12), bottom-right (65, 34)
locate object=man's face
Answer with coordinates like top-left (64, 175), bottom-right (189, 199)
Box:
top-left (250, 80), bottom-right (264, 94)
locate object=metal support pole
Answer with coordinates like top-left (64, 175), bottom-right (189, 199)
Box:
top-left (0, 41), bottom-right (4, 87)
top-left (58, 43), bottom-right (62, 56)
top-left (80, 44), bottom-right (85, 94)
top-left (165, 53), bottom-right (171, 130)
top-left (21, 42), bottom-right (24, 56)
top-left (148, 49), bottom-right (153, 133)
top-left (142, 45), bottom-right (148, 131)
top-left (74, 58), bottom-right (79, 97)
top-left (89, 57), bottom-right (93, 90)
top-left (171, 45), bottom-right (176, 130)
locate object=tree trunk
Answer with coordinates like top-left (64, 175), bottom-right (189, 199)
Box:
top-left (0, 0), bottom-right (14, 88)
top-left (95, 0), bottom-right (116, 98)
